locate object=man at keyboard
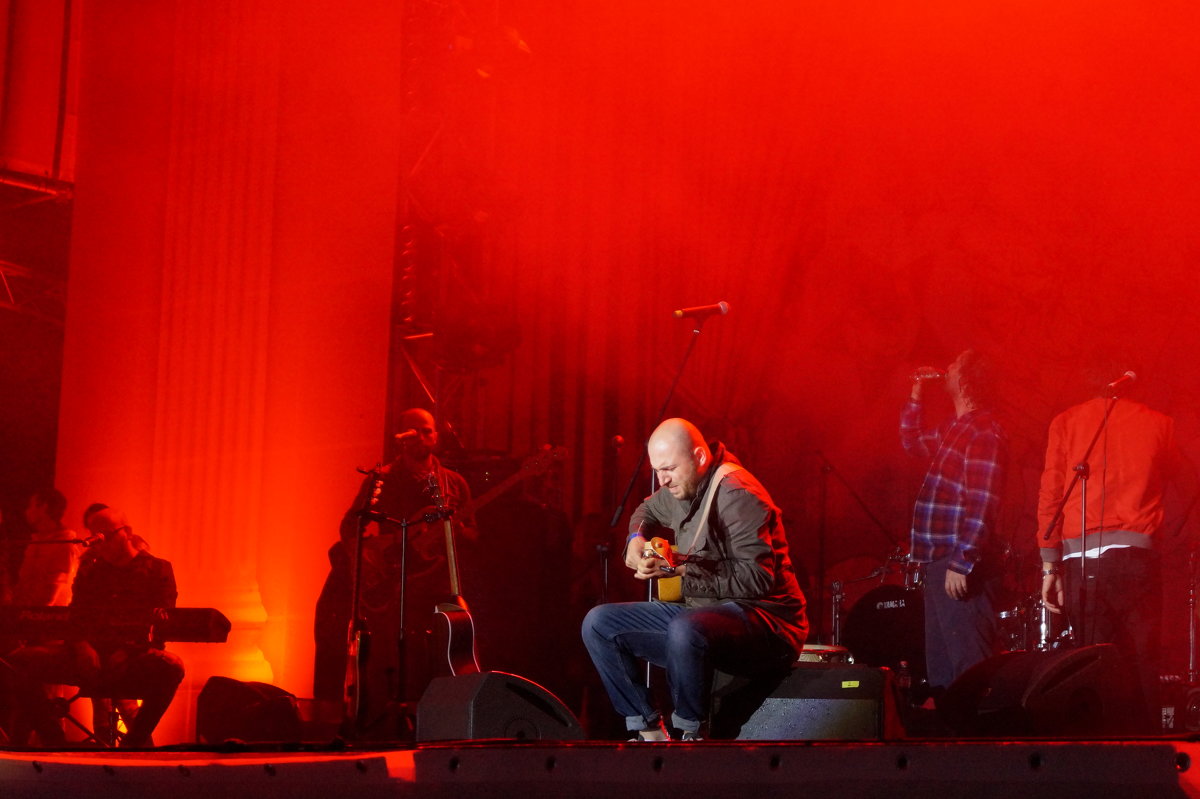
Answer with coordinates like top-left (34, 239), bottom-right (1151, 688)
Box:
top-left (6, 507), bottom-right (184, 747)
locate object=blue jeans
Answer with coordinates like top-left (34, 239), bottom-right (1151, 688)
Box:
top-left (581, 600), bottom-right (794, 733)
top-left (923, 557), bottom-right (998, 691)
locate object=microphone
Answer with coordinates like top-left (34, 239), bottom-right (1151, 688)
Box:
top-left (672, 301), bottom-right (729, 320)
top-left (1106, 371), bottom-right (1137, 393)
top-left (394, 429), bottom-right (419, 442)
top-left (910, 368), bottom-right (945, 382)
top-left (80, 534), bottom-right (105, 548)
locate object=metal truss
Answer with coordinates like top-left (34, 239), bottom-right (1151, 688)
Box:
top-left (0, 259), bottom-right (66, 327)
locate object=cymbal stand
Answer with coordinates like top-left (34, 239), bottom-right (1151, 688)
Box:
top-left (828, 563), bottom-right (890, 648)
top-left (829, 580), bottom-right (845, 646)
top-left (1189, 552), bottom-right (1198, 685)
top-left (810, 450), bottom-right (903, 643)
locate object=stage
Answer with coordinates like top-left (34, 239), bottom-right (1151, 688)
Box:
top-left (2, 737), bottom-right (1200, 798)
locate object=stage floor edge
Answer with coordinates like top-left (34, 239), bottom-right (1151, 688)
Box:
top-left (3, 737), bottom-right (1200, 798)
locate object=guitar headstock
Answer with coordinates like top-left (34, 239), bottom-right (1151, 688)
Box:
top-left (426, 472), bottom-right (447, 510)
top-left (521, 444), bottom-right (567, 476)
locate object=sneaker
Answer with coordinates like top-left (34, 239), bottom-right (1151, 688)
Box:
top-left (679, 730), bottom-right (703, 742)
top-left (627, 721), bottom-right (672, 742)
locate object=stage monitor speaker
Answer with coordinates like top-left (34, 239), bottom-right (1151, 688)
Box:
top-left (416, 670), bottom-right (585, 741)
top-left (196, 676), bottom-right (303, 744)
top-left (716, 664), bottom-right (896, 740)
top-left (940, 643), bottom-right (1139, 736)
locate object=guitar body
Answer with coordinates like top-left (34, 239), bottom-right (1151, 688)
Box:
top-left (648, 537), bottom-right (684, 603)
top-left (428, 475), bottom-right (483, 676)
top-left (340, 469), bottom-right (388, 732)
top-left (434, 598), bottom-right (481, 676)
top-left (342, 625), bottom-right (371, 731)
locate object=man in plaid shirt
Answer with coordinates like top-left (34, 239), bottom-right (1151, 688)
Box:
top-left (901, 349), bottom-right (1007, 697)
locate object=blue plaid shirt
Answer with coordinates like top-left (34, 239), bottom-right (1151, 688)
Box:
top-left (900, 400), bottom-right (1007, 574)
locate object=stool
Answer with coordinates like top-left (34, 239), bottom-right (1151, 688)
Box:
top-left (87, 695), bottom-right (146, 747)
top-left (49, 689), bottom-right (144, 747)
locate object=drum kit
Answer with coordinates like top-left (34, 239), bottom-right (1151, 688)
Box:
top-left (824, 550), bottom-right (1073, 703)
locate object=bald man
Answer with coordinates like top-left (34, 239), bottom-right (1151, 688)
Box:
top-left (313, 407), bottom-right (477, 736)
top-left (582, 418), bottom-right (807, 741)
top-left (5, 507), bottom-right (183, 747)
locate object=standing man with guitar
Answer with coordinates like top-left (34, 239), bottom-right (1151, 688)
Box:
top-left (581, 418), bottom-right (807, 741)
top-left (312, 407), bottom-right (477, 738)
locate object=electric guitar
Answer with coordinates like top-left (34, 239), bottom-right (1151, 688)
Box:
top-left (357, 445), bottom-right (567, 607)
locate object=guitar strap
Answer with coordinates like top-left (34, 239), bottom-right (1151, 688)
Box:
top-left (683, 461), bottom-right (741, 558)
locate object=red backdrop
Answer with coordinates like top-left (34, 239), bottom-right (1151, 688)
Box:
top-left (49, 0), bottom-right (1200, 740)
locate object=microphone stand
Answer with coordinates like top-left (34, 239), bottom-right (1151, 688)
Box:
top-left (372, 505), bottom-right (454, 700)
top-left (342, 467), bottom-right (376, 739)
top-left (607, 316), bottom-right (712, 533)
top-left (605, 314), bottom-right (716, 691)
top-left (23, 535), bottom-right (98, 547)
top-left (1042, 394), bottom-right (1120, 647)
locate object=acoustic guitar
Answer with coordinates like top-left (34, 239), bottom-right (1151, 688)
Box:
top-left (646, 536), bottom-right (684, 603)
top-left (342, 468), bottom-right (386, 731)
top-left (429, 473), bottom-right (481, 676)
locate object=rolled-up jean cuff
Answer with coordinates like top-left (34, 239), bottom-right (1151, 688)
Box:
top-left (626, 711), bottom-right (660, 732)
top-left (671, 712), bottom-right (700, 733)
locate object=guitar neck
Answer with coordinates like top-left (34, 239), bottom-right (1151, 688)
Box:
top-left (443, 517), bottom-right (462, 597)
top-left (463, 445), bottom-right (566, 515)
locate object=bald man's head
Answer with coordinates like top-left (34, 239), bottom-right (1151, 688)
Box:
top-left (85, 506), bottom-right (138, 564)
top-left (397, 407), bottom-right (438, 460)
top-left (647, 418), bottom-right (711, 501)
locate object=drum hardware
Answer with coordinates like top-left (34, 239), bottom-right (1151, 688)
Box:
top-left (1188, 552), bottom-right (1198, 685)
top-left (809, 449), bottom-right (905, 644)
top-left (995, 593), bottom-right (1072, 653)
top-left (894, 551), bottom-right (923, 590)
top-left (828, 558), bottom-right (898, 648)
top-left (1160, 553), bottom-right (1200, 733)
top-left (829, 580), bottom-right (845, 646)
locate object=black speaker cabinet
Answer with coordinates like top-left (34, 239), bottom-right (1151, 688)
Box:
top-left (196, 676), bottom-right (303, 744)
top-left (940, 643), bottom-right (1139, 736)
top-left (714, 663), bottom-right (896, 740)
top-left (416, 671), bottom-right (584, 741)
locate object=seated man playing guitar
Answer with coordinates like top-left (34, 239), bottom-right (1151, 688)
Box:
top-left (581, 418), bottom-right (808, 741)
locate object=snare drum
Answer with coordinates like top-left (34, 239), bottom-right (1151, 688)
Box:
top-left (798, 644), bottom-right (852, 664)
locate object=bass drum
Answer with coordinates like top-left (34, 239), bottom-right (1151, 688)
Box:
top-left (842, 585), bottom-right (925, 682)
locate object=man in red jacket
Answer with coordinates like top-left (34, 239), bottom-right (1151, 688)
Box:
top-left (1038, 371), bottom-right (1196, 732)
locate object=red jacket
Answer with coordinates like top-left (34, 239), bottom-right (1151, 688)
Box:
top-left (1037, 398), bottom-right (1179, 561)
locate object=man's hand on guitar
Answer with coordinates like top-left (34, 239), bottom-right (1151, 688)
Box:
top-left (624, 534), bottom-right (648, 570)
top-left (633, 537), bottom-right (685, 581)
